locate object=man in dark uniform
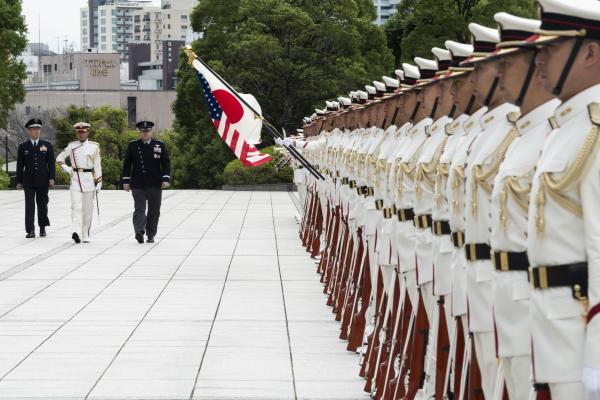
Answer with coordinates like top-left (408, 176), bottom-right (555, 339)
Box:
top-left (16, 118), bottom-right (56, 238)
top-left (121, 121), bottom-right (171, 243)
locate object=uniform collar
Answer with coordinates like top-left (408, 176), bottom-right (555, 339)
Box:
top-left (554, 83), bottom-right (600, 128)
top-left (408, 117), bottom-right (433, 136)
top-left (517, 99), bottom-right (561, 136)
top-left (30, 139), bottom-right (39, 145)
top-left (450, 114), bottom-right (469, 134)
top-left (463, 106), bottom-right (488, 134)
top-left (480, 102), bottom-right (519, 130)
top-left (142, 138), bottom-right (153, 145)
top-left (78, 139), bottom-right (88, 145)
top-left (429, 115), bottom-right (453, 136)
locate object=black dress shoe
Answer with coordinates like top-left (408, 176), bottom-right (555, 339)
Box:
top-left (40, 227), bottom-right (46, 237)
top-left (146, 236), bottom-right (154, 243)
top-left (135, 232), bottom-right (144, 243)
top-left (25, 231), bottom-right (35, 238)
top-left (72, 232), bottom-right (81, 243)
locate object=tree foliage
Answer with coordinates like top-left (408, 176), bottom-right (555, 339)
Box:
top-left (0, 0), bottom-right (27, 129)
top-left (171, 0), bottom-right (393, 189)
top-left (384, 0), bottom-right (537, 66)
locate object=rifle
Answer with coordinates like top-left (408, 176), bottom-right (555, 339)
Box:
top-left (347, 250), bottom-right (371, 351)
top-left (434, 297), bottom-right (451, 400)
top-left (403, 288), bottom-right (430, 399)
top-left (391, 300), bottom-right (417, 399)
top-left (317, 199), bottom-right (335, 274)
top-left (467, 333), bottom-right (485, 400)
top-left (335, 229), bottom-right (357, 321)
top-left (341, 232), bottom-right (366, 341)
top-left (452, 316), bottom-right (466, 400)
top-left (310, 196), bottom-right (323, 258)
top-left (359, 267), bottom-right (387, 380)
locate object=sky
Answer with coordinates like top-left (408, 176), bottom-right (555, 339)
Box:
top-left (22, 0), bottom-right (162, 53)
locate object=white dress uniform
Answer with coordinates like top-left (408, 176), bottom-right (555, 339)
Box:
top-left (490, 99), bottom-right (560, 400)
top-left (527, 85), bottom-right (600, 400)
top-left (56, 139), bottom-right (102, 242)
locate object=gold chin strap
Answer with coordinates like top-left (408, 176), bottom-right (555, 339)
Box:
top-left (471, 127), bottom-right (519, 216)
top-left (536, 123), bottom-right (599, 238)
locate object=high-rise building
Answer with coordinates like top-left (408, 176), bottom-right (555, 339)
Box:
top-left (373, 0), bottom-right (401, 25)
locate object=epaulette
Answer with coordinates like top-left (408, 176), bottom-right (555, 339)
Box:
top-left (588, 102), bottom-right (600, 126)
top-left (445, 123), bottom-right (453, 135)
top-left (507, 111), bottom-right (521, 124)
top-left (89, 140), bottom-right (99, 144)
top-left (69, 140), bottom-right (80, 145)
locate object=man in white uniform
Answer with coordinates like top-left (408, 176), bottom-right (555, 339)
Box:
top-left (56, 122), bottom-right (102, 243)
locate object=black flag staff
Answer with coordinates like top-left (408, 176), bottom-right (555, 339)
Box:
top-left (183, 46), bottom-right (325, 181)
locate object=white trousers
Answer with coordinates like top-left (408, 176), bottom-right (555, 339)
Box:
top-left (71, 190), bottom-right (95, 241)
top-left (502, 355), bottom-right (531, 400)
top-left (473, 331), bottom-right (498, 400)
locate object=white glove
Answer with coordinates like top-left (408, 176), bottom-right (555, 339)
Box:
top-left (583, 366), bottom-right (600, 400)
top-left (275, 137), bottom-right (292, 147)
top-left (61, 165), bottom-right (73, 174)
top-left (95, 182), bottom-right (102, 192)
top-left (162, 181), bottom-right (170, 189)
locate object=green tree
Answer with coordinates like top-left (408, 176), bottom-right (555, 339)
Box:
top-left (172, 0), bottom-right (393, 189)
top-left (52, 106), bottom-right (138, 189)
top-left (0, 0), bottom-right (27, 129)
top-left (384, 0), bottom-right (537, 66)
top-left (222, 146), bottom-right (293, 186)
top-left (0, 157), bottom-right (10, 189)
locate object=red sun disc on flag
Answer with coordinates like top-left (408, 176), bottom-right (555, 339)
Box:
top-left (213, 89), bottom-right (244, 124)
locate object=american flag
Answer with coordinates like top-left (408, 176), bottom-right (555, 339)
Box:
top-left (194, 67), bottom-right (272, 167)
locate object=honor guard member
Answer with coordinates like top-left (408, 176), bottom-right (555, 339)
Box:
top-left (56, 122), bottom-right (102, 243)
top-left (122, 120), bottom-right (171, 243)
top-left (16, 118), bottom-right (56, 238)
top-left (525, 0), bottom-right (600, 398)
top-left (486, 13), bottom-right (557, 400)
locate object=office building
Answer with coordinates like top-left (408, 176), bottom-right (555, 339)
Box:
top-left (373, 0), bottom-right (401, 25)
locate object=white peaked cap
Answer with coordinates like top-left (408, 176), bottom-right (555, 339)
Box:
top-left (325, 101), bottom-right (334, 108)
top-left (316, 108), bottom-right (325, 115)
top-left (432, 47), bottom-right (451, 61)
top-left (357, 90), bottom-right (368, 100)
top-left (469, 22), bottom-right (500, 44)
top-left (383, 76), bottom-right (400, 88)
top-left (395, 69), bottom-right (404, 80)
top-left (402, 63), bottom-right (420, 79)
top-left (445, 40), bottom-right (474, 58)
top-left (494, 12), bottom-right (540, 34)
top-left (538, 0), bottom-right (600, 21)
top-left (365, 85), bottom-right (377, 94)
top-left (332, 101), bottom-right (340, 109)
top-left (373, 81), bottom-right (386, 92)
top-left (414, 57), bottom-right (438, 71)
top-left (339, 97), bottom-right (352, 106)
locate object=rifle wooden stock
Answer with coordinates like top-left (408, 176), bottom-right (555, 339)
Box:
top-left (302, 190), bottom-right (317, 246)
top-left (347, 254), bottom-right (371, 351)
top-left (468, 334), bottom-right (484, 400)
top-left (317, 204), bottom-right (335, 274)
top-left (340, 233), bottom-right (365, 340)
top-left (391, 299), bottom-right (416, 399)
top-left (403, 289), bottom-right (430, 400)
top-left (321, 207), bottom-right (341, 284)
top-left (330, 222), bottom-right (351, 311)
top-left (334, 231), bottom-right (354, 320)
top-left (310, 201), bottom-right (323, 258)
top-left (534, 384), bottom-right (551, 400)
top-left (434, 297), bottom-right (450, 400)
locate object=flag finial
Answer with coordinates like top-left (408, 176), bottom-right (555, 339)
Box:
top-left (184, 45), bottom-right (197, 66)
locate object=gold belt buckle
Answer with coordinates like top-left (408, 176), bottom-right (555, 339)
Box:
top-left (528, 267), bottom-right (535, 288)
top-left (383, 208), bottom-right (392, 219)
top-left (538, 266), bottom-right (549, 289)
top-left (500, 252), bottom-right (509, 271)
top-left (469, 244), bottom-right (476, 262)
top-left (399, 209), bottom-right (405, 221)
top-left (457, 231), bottom-right (464, 247)
top-left (422, 215), bottom-right (429, 228)
top-left (375, 199), bottom-right (384, 210)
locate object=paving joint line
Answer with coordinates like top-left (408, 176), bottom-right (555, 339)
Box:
top-left (188, 191), bottom-right (254, 400)
top-left (0, 191), bottom-right (182, 281)
top-left (0, 191), bottom-right (215, 382)
top-left (271, 192), bottom-right (299, 400)
top-left (84, 190), bottom-right (227, 399)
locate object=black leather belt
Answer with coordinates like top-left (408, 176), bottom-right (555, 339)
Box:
top-left (375, 199), bottom-right (384, 210)
top-left (414, 214), bottom-right (432, 229)
top-left (528, 262), bottom-right (588, 298)
top-left (451, 231), bottom-right (465, 248)
top-left (492, 250), bottom-right (529, 272)
top-left (397, 208), bottom-right (415, 222)
top-left (432, 220), bottom-right (451, 236)
top-left (358, 186), bottom-right (374, 197)
top-left (465, 242), bottom-right (491, 261)
top-left (75, 168), bottom-right (94, 172)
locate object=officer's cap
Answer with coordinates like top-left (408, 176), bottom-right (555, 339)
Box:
top-left (373, 81), bottom-right (386, 97)
top-left (524, 0), bottom-right (600, 47)
top-left (460, 23), bottom-right (500, 67)
top-left (136, 120), bottom-right (155, 131)
top-left (382, 76), bottom-right (400, 93)
top-left (25, 118), bottom-right (42, 129)
top-left (401, 63), bottom-right (420, 89)
top-left (432, 48), bottom-right (452, 74)
top-left (414, 57), bottom-right (440, 85)
top-left (73, 122), bottom-right (91, 130)
top-left (445, 41), bottom-right (474, 72)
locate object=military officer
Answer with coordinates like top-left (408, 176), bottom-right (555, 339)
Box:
top-left (56, 122), bottom-right (102, 243)
top-left (525, 0), bottom-right (600, 398)
top-left (122, 120), bottom-right (171, 243)
top-left (15, 118), bottom-right (56, 238)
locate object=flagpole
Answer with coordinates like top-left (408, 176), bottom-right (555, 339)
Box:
top-left (184, 47), bottom-right (325, 181)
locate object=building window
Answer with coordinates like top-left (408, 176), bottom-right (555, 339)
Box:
top-left (167, 24), bottom-right (171, 29)
top-left (113, 44), bottom-right (118, 50)
top-left (54, 64), bottom-right (57, 71)
top-left (181, 15), bottom-right (187, 20)
top-left (101, 27), bottom-right (106, 33)
top-left (101, 18), bottom-right (106, 25)
top-left (134, 15), bottom-right (140, 23)
top-left (100, 10), bottom-right (106, 16)
top-left (181, 25), bottom-right (187, 29)
top-left (101, 35), bottom-right (106, 42)
top-left (112, 9), bottom-right (116, 15)
top-left (83, 28), bottom-right (88, 35)
top-left (69, 62), bottom-right (73, 70)
top-left (82, 10), bottom-right (87, 18)
top-left (101, 44), bottom-right (106, 50)
top-left (112, 17), bottom-right (117, 24)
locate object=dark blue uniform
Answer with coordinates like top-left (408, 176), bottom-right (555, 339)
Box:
top-left (122, 138), bottom-right (171, 239)
top-left (16, 139), bottom-right (56, 233)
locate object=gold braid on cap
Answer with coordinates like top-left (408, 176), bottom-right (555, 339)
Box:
top-left (470, 127), bottom-right (519, 216)
top-left (535, 103), bottom-right (600, 238)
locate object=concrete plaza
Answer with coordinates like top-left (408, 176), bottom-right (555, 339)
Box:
top-left (0, 190), bottom-right (369, 400)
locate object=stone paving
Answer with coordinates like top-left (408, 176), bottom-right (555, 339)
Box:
top-left (0, 190), bottom-right (369, 400)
